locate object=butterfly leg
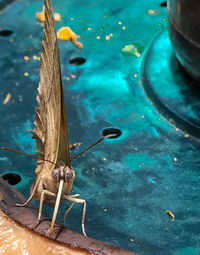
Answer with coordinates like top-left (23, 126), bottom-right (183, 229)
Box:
top-left (16, 178), bottom-right (41, 207)
top-left (61, 194), bottom-right (80, 225)
top-left (63, 194), bottom-right (87, 236)
top-left (38, 189), bottom-right (56, 222)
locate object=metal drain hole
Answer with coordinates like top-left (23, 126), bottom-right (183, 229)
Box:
top-left (1, 173), bottom-right (21, 185)
top-left (160, 1), bottom-right (167, 7)
top-left (69, 57), bottom-right (86, 66)
top-left (102, 127), bottom-right (122, 139)
top-left (0, 30), bottom-right (13, 36)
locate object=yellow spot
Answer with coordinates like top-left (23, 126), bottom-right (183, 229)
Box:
top-left (33, 55), bottom-right (40, 61)
top-left (134, 73), bottom-right (138, 78)
top-left (57, 27), bottom-right (83, 48)
top-left (141, 115), bottom-right (145, 118)
top-left (104, 208), bottom-right (107, 212)
top-left (87, 27), bottom-right (92, 31)
top-left (96, 36), bottom-right (101, 39)
top-left (66, 77), bottom-right (71, 80)
top-left (135, 52), bottom-right (141, 57)
top-left (24, 72), bottom-right (29, 77)
top-left (103, 158), bottom-right (107, 161)
top-left (118, 21), bottom-right (122, 25)
top-left (184, 133), bottom-right (189, 138)
top-left (9, 38), bottom-right (14, 42)
top-left (147, 9), bottom-right (160, 16)
top-left (71, 74), bottom-right (76, 79)
top-left (3, 93), bottom-right (11, 105)
top-left (70, 17), bottom-right (74, 21)
top-left (103, 15), bottom-right (107, 18)
top-left (24, 56), bottom-right (29, 61)
top-left (122, 26), bottom-right (126, 30)
top-left (19, 97), bottom-right (23, 102)
top-left (105, 35), bottom-right (110, 41)
top-left (36, 6), bottom-right (61, 22)
top-left (130, 238), bottom-right (134, 242)
top-left (29, 35), bottom-right (32, 38)
top-left (54, 13), bottom-right (61, 21)
top-left (36, 7), bottom-right (45, 22)
top-left (110, 33), bottom-right (113, 37)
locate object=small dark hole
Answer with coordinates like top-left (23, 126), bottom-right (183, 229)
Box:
top-left (160, 1), bottom-right (167, 7)
top-left (2, 173), bottom-right (21, 185)
top-left (0, 30), bottom-right (13, 37)
top-left (102, 127), bottom-right (122, 139)
top-left (69, 57), bottom-right (86, 66)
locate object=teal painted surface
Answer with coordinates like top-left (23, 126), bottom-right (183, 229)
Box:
top-left (0, 1), bottom-right (200, 255)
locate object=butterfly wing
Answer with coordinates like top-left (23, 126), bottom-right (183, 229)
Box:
top-left (31, 0), bottom-right (71, 175)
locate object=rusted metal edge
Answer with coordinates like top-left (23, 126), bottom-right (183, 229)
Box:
top-left (0, 178), bottom-right (139, 255)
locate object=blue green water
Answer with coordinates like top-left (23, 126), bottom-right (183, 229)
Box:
top-left (0, 0), bottom-right (200, 254)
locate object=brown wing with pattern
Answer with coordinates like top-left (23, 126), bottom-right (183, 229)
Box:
top-left (30, 0), bottom-right (71, 175)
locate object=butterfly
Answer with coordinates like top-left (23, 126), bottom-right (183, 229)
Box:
top-left (2, 0), bottom-right (115, 237)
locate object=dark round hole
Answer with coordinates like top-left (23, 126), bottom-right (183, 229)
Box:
top-left (1, 173), bottom-right (21, 185)
top-left (69, 57), bottom-right (86, 66)
top-left (160, 1), bottom-right (167, 7)
top-left (102, 127), bottom-right (122, 139)
top-left (0, 30), bottom-right (13, 37)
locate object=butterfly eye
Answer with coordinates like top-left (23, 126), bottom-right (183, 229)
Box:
top-left (52, 168), bottom-right (59, 179)
top-left (64, 168), bottom-right (73, 180)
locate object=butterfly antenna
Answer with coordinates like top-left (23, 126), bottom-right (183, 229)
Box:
top-left (2, 147), bottom-right (58, 167)
top-left (70, 134), bottom-right (116, 162)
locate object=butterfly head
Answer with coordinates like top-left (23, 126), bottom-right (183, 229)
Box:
top-left (52, 166), bottom-right (73, 182)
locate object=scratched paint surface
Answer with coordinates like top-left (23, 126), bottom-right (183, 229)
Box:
top-left (0, 0), bottom-right (200, 255)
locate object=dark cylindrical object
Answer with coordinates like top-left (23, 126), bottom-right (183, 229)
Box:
top-left (168, 0), bottom-right (200, 80)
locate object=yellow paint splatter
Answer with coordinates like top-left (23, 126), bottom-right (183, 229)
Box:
top-left (96, 36), bottom-right (101, 39)
top-left (147, 9), bottom-right (160, 16)
top-left (33, 55), bottom-right (40, 61)
top-left (24, 56), bottom-right (29, 61)
top-left (24, 72), bottom-right (29, 77)
top-left (130, 238), bottom-right (134, 242)
top-left (57, 27), bottom-right (83, 48)
top-left (54, 13), bottom-right (61, 21)
top-left (36, 6), bottom-right (61, 22)
top-left (3, 93), bottom-right (11, 105)
top-left (36, 7), bottom-right (45, 22)
top-left (184, 133), bottom-right (190, 138)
